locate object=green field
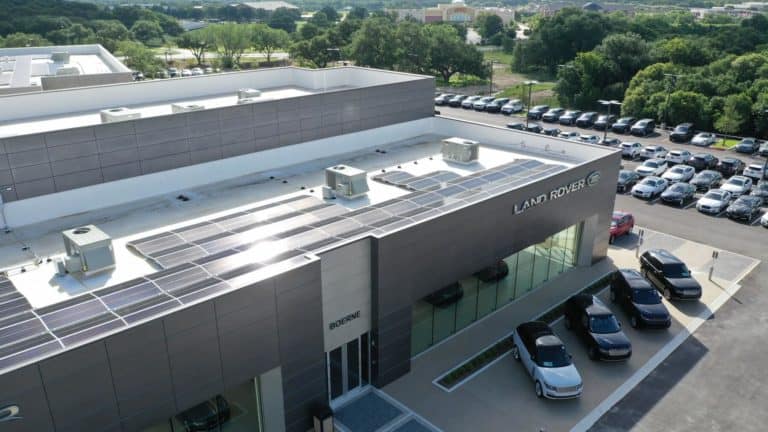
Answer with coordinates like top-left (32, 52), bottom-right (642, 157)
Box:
top-left (483, 50), bottom-right (513, 66)
top-left (712, 138), bottom-right (738, 150)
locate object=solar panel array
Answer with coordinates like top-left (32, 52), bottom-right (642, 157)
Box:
top-left (0, 158), bottom-right (565, 373)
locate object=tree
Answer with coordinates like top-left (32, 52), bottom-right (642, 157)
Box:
top-left (210, 23), bottom-right (251, 69)
top-left (348, 18), bottom-right (398, 69)
top-left (253, 24), bottom-right (289, 65)
top-left (395, 21), bottom-right (428, 73)
top-left (319, 6), bottom-right (339, 22)
top-left (177, 29), bottom-right (214, 66)
top-left (715, 93), bottom-right (753, 135)
top-left (655, 37), bottom-right (710, 67)
top-left (476, 13), bottom-right (504, 41)
top-left (269, 7), bottom-right (300, 33)
top-left (423, 24), bottom-right (486, 83)
top-left (130, 20), bottom-right (164, 45)
top-left (92, 20), bottom-right (131, 52)
top-left (595, 33), bottom-right (650, 83)
top-left (299, 22), bottom-right (320, 40)
top-left (117, 40), bottom-right (164, 77)
top-left (290, 33), bottom-right (335, 68)
top-left (3, 32), bottom-right (50, 48)
top-left (308, 11), bottom-right (330, 28)
top-left (658, 91), bottom-right (711, 129)
top-left (348, 7), bottom-right (368, 20)
top-left (46, 23), bottom-right (95, 45)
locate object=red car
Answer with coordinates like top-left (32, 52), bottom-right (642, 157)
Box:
top-left (610, 211), bottom-right (634, 243)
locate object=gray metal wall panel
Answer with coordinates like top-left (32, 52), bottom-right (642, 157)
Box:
top-left (0, 365), bottom-right (55, 432)
top-left (0, 79), bottom-right (434, 201)
top-left (372, 153), bottom-right (620, 387)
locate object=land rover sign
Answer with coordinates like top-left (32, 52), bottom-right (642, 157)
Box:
top-left (514, 171), bottom-right (600, 215)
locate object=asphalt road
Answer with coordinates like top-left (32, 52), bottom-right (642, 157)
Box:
top-left (443, 105), bottom-right (768, 432)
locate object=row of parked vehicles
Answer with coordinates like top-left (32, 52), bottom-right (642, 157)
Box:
top-left (512, 249), bottom-right (699, 399)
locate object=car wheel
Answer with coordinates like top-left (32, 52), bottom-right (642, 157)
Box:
top-left (610, 290), bottom-right (616, 302)
top-left (679, 199), bottom-right (684, 207)
top-left (588, 346), bottom-right (598, 360)
top-left (564, 316), bottom-right (572, 329)
top-left (663, 288), bottom-right (672, 300)
top-left (535, 381), bottom-right (544, 398)
top-left (512, 345), bottom-right (520, 361)
top-left (609, 235), bottom-right (615, 244)
top-left (630, 315), bottom-right (639, 328)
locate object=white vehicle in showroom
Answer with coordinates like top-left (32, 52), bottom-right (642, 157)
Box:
top-left (720, 175), bottom-right (753, 197)
top-left (631, 176), bottom-right (668, 199)
top-left (635, 159), bottom-right (668, 177)
top-left (662, 164), bottom-right (696, 183)
top-left (512, 321), bottom-right (583, 399)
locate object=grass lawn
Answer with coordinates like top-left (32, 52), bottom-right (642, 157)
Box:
top-left (497, 81), bottom-right (555, 99)
top-left (712, 138), bottom-right (739, 150)
top-left (483, 49), bottom-right (513, 66)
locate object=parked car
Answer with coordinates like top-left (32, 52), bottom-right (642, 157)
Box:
top-left (761, 212), bottom-right (768, 228)
top-left (726, 195), bottom-right (763, 221)
top-left (691, 132), bottom-right (717, 147)
top-left (558, 131), bottom-right (580, 140)
top-left (527, 105), bottom-right (550, 119)
top-left (617, 170), bottom-right (640, 193)
top-left (610, 269), bottom-right (671, 329)
top-left (640, 145), bottom-right (668, 160)
top-left (176, 395), bottom-right (231, 432)
top-left (475, 261), bottom-right (509, 282)
top-left (168, 67), bottom-right (179, 77)
top-left (593, 114), bottom-right (617, 131)
top-left (579, 134), bottom-right (599, 144)
top-left (434, 93), bottom-right (456, 105)
top-left (542, 108), bottom-right (566, 122)
top-left (461, 95), bottom-right (483, 109)
top-left (576, 112), bottom-right (599, 128)
top-left (735, 138), bottom-right (760, 154)
top-left (527, 124), bottom-right (545, 133)
top-left (696, 189), bottom-right (733, 215)
top-left (424, 283), bottom-right (463, 307)
top-left (558, 110), bottom-right (583, 126)
top-left (715, 158), bottom-right (745, 177)
top-left (191, 67), bottom-right (204, 76)
top-left (661, 182), bottom-right (697, 206)
top-left (448, 94), bottom-right (468, 107)
top-left (564, 294), bottom-right (632, 361)
top-left (631, 176), bottom-right (668, 199)
top-left (635, 159), bottom-right (668, 177)
top-left (630, 118), bottom-right (656, 137)
top-left (661, 164), bottom-right (695, 183)
top-left (689, 170), bottom-right (723, 191)
top-left (541, 126), bottom-right (560, 136)
top-left (501, 99), bottom-right (524, 114)
top-left (204, 66), bottom-right (214, 74)
top-left (743, 163), bottom-right (767, 181)
top-left (760, 142), bottom-right (768, 157)
top-left (665, 149), bottom-right (692, 165)
top-left (686, 153), bottom-right (718, 171)
top-left (620, 142), bottom-right (642, 159)
top-left (669, 123), bottom-right (694, 142)
top-left (599, 137), bottom-right (621, 146)
top-left (473, 96), bottom-right (496, 111)
top-left (512, 321), bottom-right (583, 399)
top-left (181, 68), bottom-right (192, 77)
top-left (610, 211), bottom-right (634, 243)
top-left (507, 122), bottom-right (526, 130)
top-left (639, 249), bottom-right (702, 301)
top-left (611, 117), bottom-right (636, 134)
top-left (721, 175), bottom-right (753, 197)
top-left (750, 180), bottom-right (768, 200)
top-left (485, 97), bottom-right (510, 113)
top-left (131, 71), bottom-right (145, 81)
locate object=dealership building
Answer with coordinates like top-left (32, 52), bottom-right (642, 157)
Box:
top-left (0, 67), bottom-right (619, 432)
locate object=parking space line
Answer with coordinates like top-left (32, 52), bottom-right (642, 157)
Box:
top-left (751, 214), bottom-right (763, 225)
top-left (716, 210), bottom-right (728, 217)
top-left (648, 197), bottom-right (660, 205)
top-left (683, 201), bottom-right (697, 210)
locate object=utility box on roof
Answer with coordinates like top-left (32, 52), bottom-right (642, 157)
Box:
top-left (325, 165), bottom-right (369, 199)
top-left (61, 225), bottom-right (115, 275)
top-left (441, 137), bottom-right (479, 164)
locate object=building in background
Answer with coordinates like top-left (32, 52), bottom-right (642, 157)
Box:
top-left (0, 66), bottom-right (619, 432)
top-left (0, 44), bottom-right (132, 95)
top-left (242, 1), bottom-right (299, 12)
top-left (690, 2), bottom-right (768, 18)
top-left (392, 1), bottom-right (515, 25)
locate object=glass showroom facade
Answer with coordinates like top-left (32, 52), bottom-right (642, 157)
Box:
top-left (411, 223), bottom-right (582, 356)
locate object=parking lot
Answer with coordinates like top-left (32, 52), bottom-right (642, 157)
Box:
top-left (383, 230), bottom-right (758, 432)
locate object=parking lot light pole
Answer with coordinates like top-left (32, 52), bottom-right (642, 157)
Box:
top-left (598, 99), bottom-right (622, 141)
top-left (524, 80), bottom-right (538, 128)
top-left (663, 73), bottom-right (684, 127)
top-left (486, 60), bottom-right (499, 95)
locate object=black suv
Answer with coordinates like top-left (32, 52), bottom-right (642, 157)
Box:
top-left (611, 117), bottom-right (636, 134)
top-left (559, 110), bottom-right (583, 126)
top-left (447, 94), bottom-right (468, 107)
top-left (564, 294), bottom-right (632, 361)
top-left (576, 112), bottom-right (599, 128)
top-left (485, 98), bottom-right (510, 113)
top-left (669, 123), bottom-right (694, 142)
top-left (593, 114), bottom-right (617, 131)
top-left (686, 153), bottom-right (718, 171)
top-left (630, 118), bottom-right (656, 137)
top-left (424, 283), bottom-right (463, 307)
top-left (715, 158), bottom-right (745, 177)
top-left (610, 269), bottom-right (671, 329)
top-left (640, 249), bottom-right (702, 300)
top-left (176, 395), bottom-right (231, 432)
top-left (542, 107), bottom-right (566, 122)
top-left (527, 105), bottom-right (550, 120)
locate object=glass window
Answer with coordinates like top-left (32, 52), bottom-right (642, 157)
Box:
top-left (477, 275), bottom-right (498, 319)
top-left (411, 300), bottom-right (434, 355)
top-left (432, 299), bottom-right (457, 343)
top-left (496, 255), bottom-right (517, 304)
top-left (532, 242), bottom-right (551, 288)
top-left (455, 277), bottom-right (479, 330)
top-left (515, 246), bottom-right (535, 293)
top-left (361, 333), bottom-right (369, 385)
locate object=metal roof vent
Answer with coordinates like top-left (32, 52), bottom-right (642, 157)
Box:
top-left (100, 107), bottom-right (141, 123)
top-left (171, 102), bottom-right (205, 113)
top-left (55, 66), bottom-right (80, 76)
top-left (59, 225), bottom-right (115, 276)
top-left (51, 51), bottom-right (70, 63)
top-left (325, 165), bottom-right (369, 199)
top-left (238, 88), bottom-right (262, 100)
top-left (441, 137), bottom-right (479, 164)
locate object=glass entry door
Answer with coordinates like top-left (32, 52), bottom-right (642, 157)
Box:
top-left (327, 333), bottom-right (370, 405)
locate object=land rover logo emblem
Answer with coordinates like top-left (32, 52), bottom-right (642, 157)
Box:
top-left (0, 405), bottom-right (21, 422)
top-left (586, 171), bottom-right (601, 186)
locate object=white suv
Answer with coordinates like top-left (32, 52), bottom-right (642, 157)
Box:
top-left (743, 163), bottom-right (767, 181)
top-left (666, 149), bottom-right (692, 165)
top-left (721, 175), bottom-right (752, 197)
top-left (620, 142), bottom-right (642, 159)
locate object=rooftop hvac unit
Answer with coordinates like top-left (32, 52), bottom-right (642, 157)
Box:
top-left (51, 52), bottom-right (70, 63)
top-left (324, 165), bottom-right (369, 199)
top-left (171, 102), bottom-right (205, 113)
top-left (55, 66), bottom-right (80, 76)
top-left (100, 107), bottom-right (141, 123)
top-left (441, 137), bottom-right (480, 164)
top-left (59, 225), bottom-right (115, 276)
top-left (238, 88), bottom-right (262, 100)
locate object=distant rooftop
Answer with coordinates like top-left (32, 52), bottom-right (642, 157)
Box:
top-left (0, 44), bottom-right (131, 95)
top-left (242, 1), bottom-right (299, 11)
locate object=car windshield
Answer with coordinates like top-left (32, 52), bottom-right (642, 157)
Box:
top-left (675, 126), bottom-right (689, 132)
top-left (598, 115), bottom-right (608, 121)
top-left (736, 196), bottom-right (761, 206)
top-left (669, 184), bottom-right (689, 192)
top-left (589, 315), bottom-right (621, 334)
top-left (632, 289), bottom-right (661, 305)
top-left (696, 171), bottom-right (716, 180)
top-left (642, 178), bottom-right (659, 186)
top-left (748, 164), bottom-right (763, 170)
top-left (670, 167), bottom-right (686, 174)
top-left (664, 263), bottom-right (691, 278)
top-left (728, 178), bottom-right (745, 186)
top-left (537, 344), bottom-right (571, 368)
top-left (704, 191), bottom-right (726, 200)
top-left (644, 161), bottom-right (660, 168)
top-left (618, 118), bottom-right (631, 123)
top-left (619, 171), bottom-right (632, 180)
